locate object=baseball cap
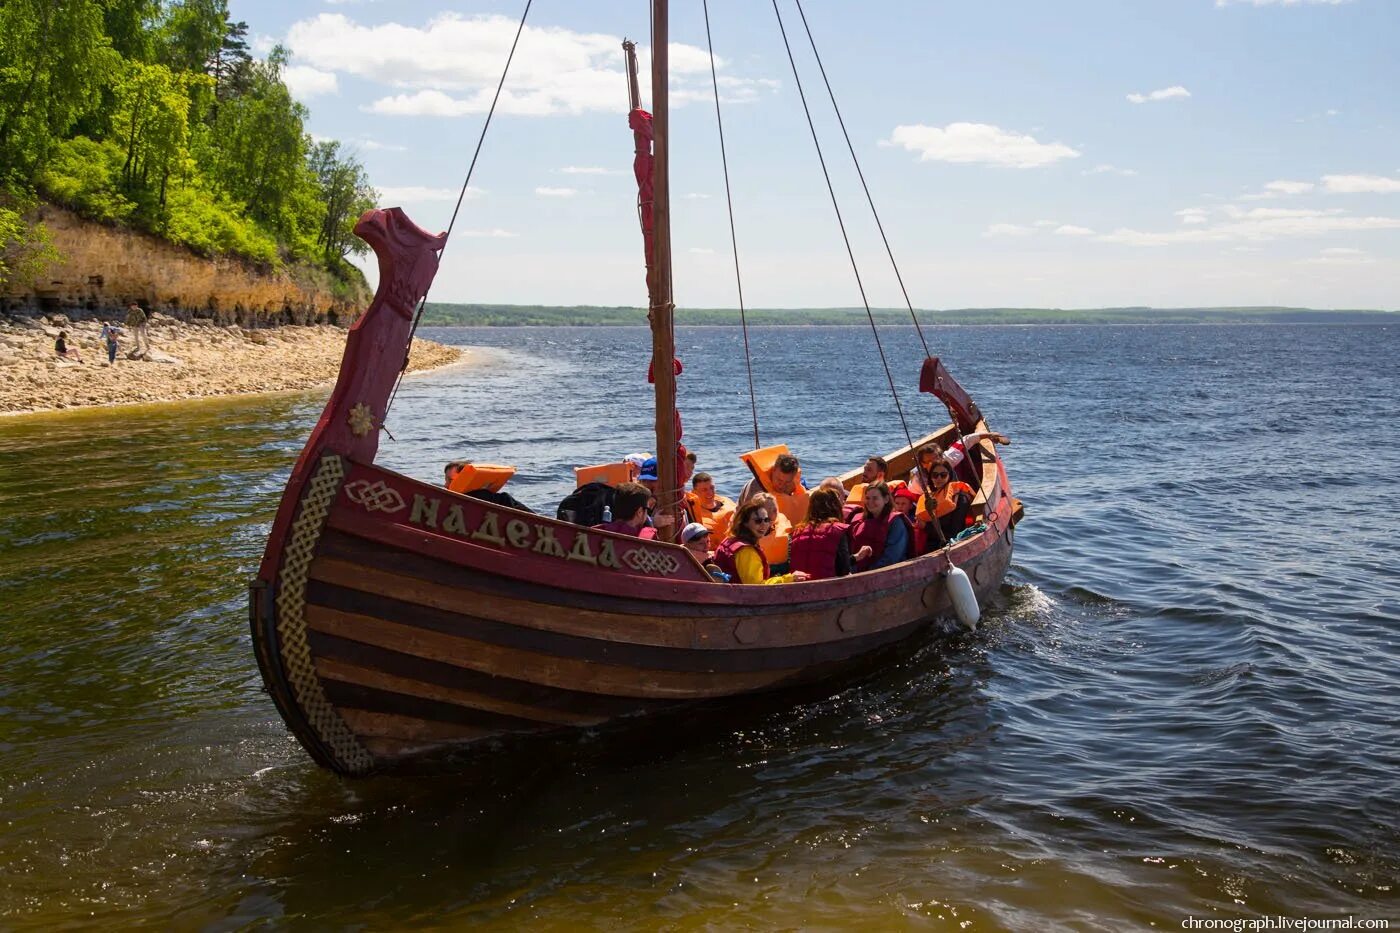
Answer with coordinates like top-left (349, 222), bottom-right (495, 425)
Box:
top-left (680, 522), bottom-right (711, 544)
top-left (638, 456), bottom-right (659, 481)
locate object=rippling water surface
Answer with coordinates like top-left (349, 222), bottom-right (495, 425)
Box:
top-left (1, 323), bottom-right (1396, 929)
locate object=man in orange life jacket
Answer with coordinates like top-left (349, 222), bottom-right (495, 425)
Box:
top-left (738, 452), bottom-right (809, 527)
top-left (594, 482), bottom-right (658, 539)
top-left (687, 472), bottom-right (736, 540)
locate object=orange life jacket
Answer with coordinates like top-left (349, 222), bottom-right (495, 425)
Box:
top-left (448, 463), bottom-right (516, 494)
top-left (917, 480), bottom-right (975, 523)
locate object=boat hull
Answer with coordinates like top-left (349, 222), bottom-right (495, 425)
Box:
top-left (251, 454), bottom-right (1015, 774)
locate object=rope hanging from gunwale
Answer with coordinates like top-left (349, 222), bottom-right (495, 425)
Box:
top-left (384, 0), bottom-right (535, 424)
top-left (702, 0), bottom-right (762, 450)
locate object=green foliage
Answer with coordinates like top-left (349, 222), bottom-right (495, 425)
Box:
top-left (161, 179), bottom-right (277, 263)
top-left (1, 0), bottom-right (378, 284)
top-left (0, 193), bottom-right (59, 288)
top-left (35, 137), bottom-right (136, 222)
top-left (0, 0), bottom-right (120, 178)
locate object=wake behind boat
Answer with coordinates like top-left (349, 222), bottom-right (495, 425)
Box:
top-left (249, 0), bottom-right (1022, 775)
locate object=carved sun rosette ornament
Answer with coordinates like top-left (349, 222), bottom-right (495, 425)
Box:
top-left (347, 403), bottom-right (375, 437)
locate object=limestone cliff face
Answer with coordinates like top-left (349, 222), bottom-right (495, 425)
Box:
top-left (0, 203), bottom-right (372, 326)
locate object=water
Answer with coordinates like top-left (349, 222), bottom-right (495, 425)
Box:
top-left (1, 324), bottom-right (1396, 929)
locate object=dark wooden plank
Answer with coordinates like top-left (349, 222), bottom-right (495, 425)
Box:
top-left (316, 657), bottom-right (609, 727)
top-left (322, 680), bottom-right (553, 734)
top-left (337, 708), bottom-right (497, 742)
top-left (303, 605), bottom-right (801, 698)
top-left (307, 629), bottom-right (664, 719)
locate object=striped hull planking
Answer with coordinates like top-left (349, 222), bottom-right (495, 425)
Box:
top-left (251, 453), bottom-right (1015, 774)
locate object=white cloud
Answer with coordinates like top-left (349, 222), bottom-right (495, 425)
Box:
top-left (561, 166), bottom-right (624, 176)
top-left (287, 13), bottom-right (771, 117)
top-left (283, 65), bottom-right (338, 99)
top-left (1054, 225), bottom-right (1095, 236)
top-left (457, 228), bottom-right (519, 238)
top-left (983, 223), bottom-right (1035, 238)
top-left (1099, 207), bottom-right (1400, 246)
top-left (1083, 163), bottom-right (1138, 176)
top-left (358, 138), bottom-right (407, 152)
top-left (1322, 174), bottom-right (1400, 194)
top-left (1127, 85), bottom-right (1190, 104)
top-left (376, 185), bottom-right (463, 202)
top-left (882, 122), bottom-right (1080, 169)
top-left (1033, 219), bottom-right (1059, 227)
top-left (681, 192), bottom-right (711, 200)
top-left (1176, 208), bottom-right (1210, 224)
top-left (1264, 179), bottom-right (1315, 195)
top-left (535, 186), bottom-right (577, 197)
top-left (1304, 247), bottom-right (1373, 265)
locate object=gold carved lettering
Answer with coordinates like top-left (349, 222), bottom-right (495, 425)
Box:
top-left (471, 512), bottom-right (505, 546)
top-left (598, 538), bottom-right (621, 569)
top-left (505, 519), bottom-right (532, 549)
top-left (409, 494), bottom-right (439, 529)
top-left (567, 532), bottom-right (598, 565)
top-left (533, 525), bottom-right (566, 558)
top-left (442, 504), bottom-right (468, 535)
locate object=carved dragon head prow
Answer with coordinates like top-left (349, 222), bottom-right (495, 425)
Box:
top-left (354, 207), bottom-right (450, 319)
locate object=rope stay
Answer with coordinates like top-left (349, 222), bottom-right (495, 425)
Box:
top-left (769, 0), bottom-right (918, 459)
top-left (701, 0), bottom-right (761, 449)
top-left (790, 0), bottom-right (931, 360)
top-left (384, 0), bottom-right (535, 423)
top-left (786, 0), bottom-right (976, 551)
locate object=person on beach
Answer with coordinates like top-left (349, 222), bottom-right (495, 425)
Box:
top-left (125, 303), bottom-right (150, 358)
top-left (100, 322), bottom-right (121, 364)
top-left (54, 331), bottom-right (83, 362)
top-left (594, 482), bottom-right (658, 539)
top-left (849, 481), bottom-right (912, 571)
top-left (712, 499), bottom-right (809, 584)
top-left (788, 488), bottom-right (870, 580)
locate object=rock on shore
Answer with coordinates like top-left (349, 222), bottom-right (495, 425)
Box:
top-left (0, 313), bottom-right (463, 415)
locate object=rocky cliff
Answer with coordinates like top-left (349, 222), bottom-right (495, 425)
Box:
top-left (0, 203), bottom-right (372, 326)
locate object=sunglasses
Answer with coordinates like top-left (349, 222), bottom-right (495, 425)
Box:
top-left (929, 471), bottom-right (950, 478)
top-left (752, 513), bottom-right (772, 524)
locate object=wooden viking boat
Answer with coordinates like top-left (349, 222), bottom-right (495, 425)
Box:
top-left (250, 1), bottom-right (1023, 775)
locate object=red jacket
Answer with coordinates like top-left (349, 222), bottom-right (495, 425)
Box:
top-left (849, 510), bottom-right (912, 572)
top-left (788, 521), bottom-right (848, 581)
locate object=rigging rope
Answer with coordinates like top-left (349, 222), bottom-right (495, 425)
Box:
top-left (769, 0), bottom-right (918, 458)
top-left (791, 0), bottom-right (930, 360)
top-left (702, 0), bottom-right (761, 449)
top-left (384, 0), bottom-right (534, 423)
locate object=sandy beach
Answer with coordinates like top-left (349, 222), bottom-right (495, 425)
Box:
top-left (0, 313), bottom-right (464, 416)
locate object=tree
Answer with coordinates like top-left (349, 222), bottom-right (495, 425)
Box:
top-left (112, 61), bottom-right (207, 207)
top-left (209, 18), bottom-right (253, 105)
top-left (308, 140), bottom-right (377, 263)
top-left (0, 0), bottom-right (118, 178)
top-left (159, 0), bottom-right (227, 76)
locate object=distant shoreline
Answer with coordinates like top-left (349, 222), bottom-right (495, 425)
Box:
top-left (421, 304), bottom-right (1396, 327)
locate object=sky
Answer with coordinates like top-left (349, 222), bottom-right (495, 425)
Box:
top-left (228, 0), bottom-right (1400, 310)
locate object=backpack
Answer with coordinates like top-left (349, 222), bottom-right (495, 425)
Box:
top-left (556, 482), bottom-right (615, 526)
top-left (466, 488), bottom-right (534, 513)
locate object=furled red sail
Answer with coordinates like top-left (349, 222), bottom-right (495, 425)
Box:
top-left (630, 106), bottom-right (656, 298)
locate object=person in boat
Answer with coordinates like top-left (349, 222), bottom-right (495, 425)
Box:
top-left (713, 500), bottom-right (809, 585)
top-left (850, 481), bottom-right (913, 572)
top-left (909, 431), bottom-right (1011, 492)
top-left (738, 452), bottom-right (809, 527)
top-left (54, 332), bottom-right (83, 362)
top-left (594, 482), bottom-right (658, 539)
top-left (917, 459), bottom-right (976, 544)
top-left (443, 460), bottom-right (468, 487)
top-left (753, 491), bottom-right (793, 573)
top-left (687, 472), bottom-right (736, 540)
top-left (624, 452), bottom-right (650, 481)
top-left (637, 455), bottom-right (692, 529)
top-left (788, 488), bottom-right (873, 580)
top-left (679, 521), bottom-right (729, 581)
top-left (891, 485), bottom-right (928, 556)
top-left (844, 455), bottom-right (890, 512)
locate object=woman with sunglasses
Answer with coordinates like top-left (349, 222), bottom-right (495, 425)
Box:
top-left (918, 461), bottom-right (976, 545)
top-left (849, 481), bottom-right (914, 572)
top-left (712, 499), bottom-right (810, 584)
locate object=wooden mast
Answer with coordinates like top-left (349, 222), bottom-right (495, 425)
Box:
top-left (649, 0), bottom-right (679, 542)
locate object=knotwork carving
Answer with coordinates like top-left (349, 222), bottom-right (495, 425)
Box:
top-left (622, 547), bottom-right (680, 576)
top-left (344, 479), bottom-right (407, 514)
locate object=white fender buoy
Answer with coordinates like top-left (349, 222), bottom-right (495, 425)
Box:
top-left (945, 565), bottom-right (980, 630)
